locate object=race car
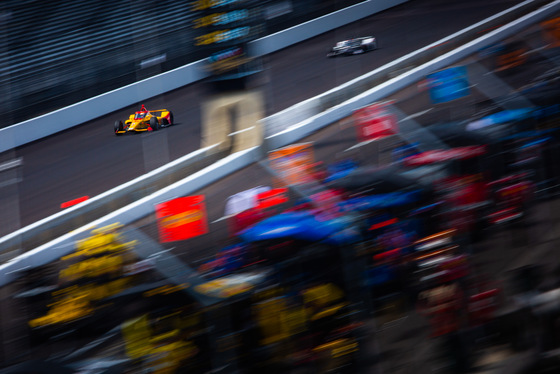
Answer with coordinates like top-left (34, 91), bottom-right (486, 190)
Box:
top-left (114, 105), bottom-right (174, 135)
top-left (327, 37), bottom-right (377, 57)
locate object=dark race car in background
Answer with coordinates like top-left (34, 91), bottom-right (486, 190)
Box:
top-left (327, 37), bottom-right (378, 57)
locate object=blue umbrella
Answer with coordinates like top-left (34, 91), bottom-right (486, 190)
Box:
top-left (239, 211), bottom-right (360, 245)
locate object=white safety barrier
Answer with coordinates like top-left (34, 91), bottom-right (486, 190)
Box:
top-left (0, 146), bottom-right (263, 285)
top-left (0, 144), bottom-right (226, 263)
top-left (0, 0), bottom-right (409, 154)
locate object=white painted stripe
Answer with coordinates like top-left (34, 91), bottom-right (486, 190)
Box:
top-left (401, 108), bottom-right (433, 122)
top-left (0, 158), bottom-right (22, 172)
top-left (212, 215), bottom-right (234, 223)
top-left (228, 126), bottom-right (255, 136)
top-left (344, 138), bottom-right (379, 152)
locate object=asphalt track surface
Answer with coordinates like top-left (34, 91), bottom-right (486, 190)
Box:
top-left (0, 0), bottom-right (531, 238)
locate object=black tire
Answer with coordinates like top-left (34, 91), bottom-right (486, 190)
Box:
top-left (168, 111), bottom-right (174, 126)
top-left (114, 120), bottom-right (123, 136)
top-left (149, 116), bottom-right (159, 131)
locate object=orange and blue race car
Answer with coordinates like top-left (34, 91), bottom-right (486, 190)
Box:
top-left (114, 105), bottom-right (174, 135)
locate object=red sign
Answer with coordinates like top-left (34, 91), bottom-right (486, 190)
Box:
top-left (256, 188), bottom-right (288, 210)
top-left (60, 196), bottom-right (90, 209)
top-left (155, 195), bottom-right (208, 242)
top-left (353, 102), bottom-right (397, 142)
